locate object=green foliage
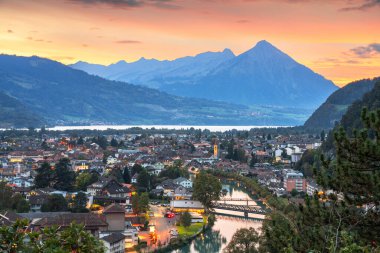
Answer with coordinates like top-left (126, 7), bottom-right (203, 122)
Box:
top-left (70, 192), bottom-right (88, 213)
top-left (137, 169), bottom-right (150, 189)
top-left (108, 168), bottom-right (124, 183)
top-left (295, 149), bottom-right (321, 178)
top-left (0, 184), bottom-right (30, 213)
top-left (131, 192), bottom-right (150, 214)
top-left (34, 162), bottom-right (55, 188)
top-left (207, 214), bottom-right (216, 227)
top-left (93, 136), bottom-right (108, 150)
top-left (304, 77), bottom-right (379, 129)
top-left (75, 171), bottom-right (98, 191)
top-left (158, 166), bottom-right (189, 179)
top-left (211, 170), bottom-right (271, 199)
top-left (0, 182), bottom-right (14, 211)
top-left (257, 107), bottom-right (380, 252)
top-left (123, 166), bottom-right (131, 184)
top-left (192, 172), bottom-right (222, 211)
top-left (131, 163), bottom-right (143, 176)
top-left (41, 194), bottom-right (68, 212)
top-left (225, 227), bottom-right (259, 253)
top-left (180, 211), bottom-right (192, 228)
top-left (11, 193), bottom-right (30, 213)
top-left (0, 220), bottom-right (105, 253)
top-left (54, 158), bottom-right (75, 191)
top-left (0, 91), bottom-right (43, 128)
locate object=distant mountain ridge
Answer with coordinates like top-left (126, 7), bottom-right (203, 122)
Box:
top-left (304, 77), bottom-right (380, 129)
top-left (0, 54), bottom-right (307, 127)
top-left (71, 48), bottom-right (235, 89)
top-left (71, 40), bottom-right (338, 109)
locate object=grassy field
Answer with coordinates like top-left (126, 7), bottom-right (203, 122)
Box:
top-left (177, 223), bottom-right (204, 238)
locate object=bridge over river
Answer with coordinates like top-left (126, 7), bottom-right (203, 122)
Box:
top-left (211, 198), bottom-right (269, 219)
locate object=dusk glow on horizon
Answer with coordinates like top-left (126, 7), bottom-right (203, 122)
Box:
top-left (1, 0), bottom-right (379, 86)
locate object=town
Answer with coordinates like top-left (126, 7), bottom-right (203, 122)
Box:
top-left (0, 127), bottom-right (325, 252)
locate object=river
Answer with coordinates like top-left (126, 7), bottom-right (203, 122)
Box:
top-left (171, 183), bottom-right (263, 253)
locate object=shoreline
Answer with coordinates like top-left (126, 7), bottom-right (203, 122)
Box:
top-left (0, 125), bottom-right (289, 132)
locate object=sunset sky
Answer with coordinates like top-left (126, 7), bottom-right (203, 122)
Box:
top-left (0, 0), bottom-right (379, 87)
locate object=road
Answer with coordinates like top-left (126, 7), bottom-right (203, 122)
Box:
top-left (140, 205), bottom-right (178, 251)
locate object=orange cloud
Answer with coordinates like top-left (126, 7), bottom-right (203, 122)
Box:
top-left (0, 0), bottom-right (379, 86)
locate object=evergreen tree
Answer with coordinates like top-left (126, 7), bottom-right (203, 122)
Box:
top-left (54, 158), bottom-right (75, 191)
top-left (77, 136), bottom-right (84, 145)
top-left (123, 166), bottom-right (131, 184)
top-left (110, 138), bottom-right (118, 147)
top-left (34, 162), bottom-right (55, 188)
top-left (0, 182), bottom-right (13, 210)
top-left (137, 169), bottom-right (150, 189)
top-left (180, 211), bottom-right (192, 228)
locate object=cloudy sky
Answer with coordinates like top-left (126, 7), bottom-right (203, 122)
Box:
top-left (0, 0), bottom-right (379, 86)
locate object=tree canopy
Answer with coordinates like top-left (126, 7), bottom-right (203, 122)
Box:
top-left (192, 172), bottom-right (222, 211)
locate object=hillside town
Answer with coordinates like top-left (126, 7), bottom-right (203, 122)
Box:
top-left (0, 128), bottom-right (324, 252)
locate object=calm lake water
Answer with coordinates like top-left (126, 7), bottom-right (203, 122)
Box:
top-left (171, 184), bottom-right (263, 253)
top-left (44, 125), bottom-right (281, 132)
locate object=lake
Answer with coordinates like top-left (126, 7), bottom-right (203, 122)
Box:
top-left (45, 125), bottom-right (282, 132)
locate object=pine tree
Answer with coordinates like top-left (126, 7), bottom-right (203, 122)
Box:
top-left (123, 166), bottom-right (131, 184)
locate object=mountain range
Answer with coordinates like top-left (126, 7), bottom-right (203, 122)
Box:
top-left (0, 54), bottom-right (310, 128)
top-left (71, 40), bottom-right (338, 109)
top-left (304, 77), bottom-right (380, 129)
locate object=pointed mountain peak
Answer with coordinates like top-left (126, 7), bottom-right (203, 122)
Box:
top-left (255, 40), bottom-right (273, 47)
top-left (239, 40), bottom-right (293, 62)
top-left (248, 40), bottom-right (280, 53)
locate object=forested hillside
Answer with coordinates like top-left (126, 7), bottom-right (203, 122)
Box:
top-left (254, 81), bottom-right (380, 252)
top-left (304, 77), bottom-right (379, 129)
top-left (0, 91), bottom-right (43, 128)
top-left (0, 54), bottom-right (278, 126)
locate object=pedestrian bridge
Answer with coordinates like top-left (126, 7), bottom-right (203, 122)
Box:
top-left (211, 199), bottom-right (269, 220)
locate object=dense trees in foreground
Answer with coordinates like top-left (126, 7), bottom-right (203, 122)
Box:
top-left (226, 108), bottom-right (380, 252)
top-left (0, 220), bottom-right (104, 253)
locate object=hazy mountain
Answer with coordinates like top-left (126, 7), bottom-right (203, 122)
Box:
top-left (71, 49), bottom-right (235, 89)
top-left (0, 91), bottom-right (44, 128)
top-left (71, 40), bottom-right (337, 108)
top-left (0, 54), bottom-right (305, 126)
top-left (304, 77), bottom-right (380, 129)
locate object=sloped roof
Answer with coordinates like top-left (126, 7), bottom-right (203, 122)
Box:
top-left (101, 232), bottom-right (125, 244)
top-left (103, 204), bottom-right (125, 214)
top-left (33, 213), bottom-right (108, 228)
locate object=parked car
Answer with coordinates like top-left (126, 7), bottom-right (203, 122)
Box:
top-left (165, 211), bottom-right (175, 218)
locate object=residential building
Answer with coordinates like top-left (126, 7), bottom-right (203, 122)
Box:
top-left (100, 232), bottom-right (125, 253)
top-left (173, 177), bottom-right (193, 188)
top-left (284, 172), bottom-right (306, 192)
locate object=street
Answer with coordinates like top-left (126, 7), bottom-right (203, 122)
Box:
top-left (139, 205), bottom-right (178, 250)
